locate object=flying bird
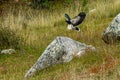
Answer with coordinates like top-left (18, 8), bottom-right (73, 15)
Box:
top-left (65, 12), bottom-right (86, 32)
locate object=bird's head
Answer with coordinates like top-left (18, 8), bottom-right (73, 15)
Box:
top-left (78, 12), bottom-right (86, 17)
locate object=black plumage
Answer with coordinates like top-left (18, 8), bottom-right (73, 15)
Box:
top-left (65, 12), bottom-right (86, 32)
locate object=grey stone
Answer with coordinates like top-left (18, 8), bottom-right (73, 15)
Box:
top-left (102, 13), bottom-right (120, 44)
top-left (24, 36), bottom-right (96, 78)
top-left (1, 49), bottom-right (16, 54)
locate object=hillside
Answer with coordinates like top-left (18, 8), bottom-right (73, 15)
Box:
top-left (0, 0), bottom-right (120, 80)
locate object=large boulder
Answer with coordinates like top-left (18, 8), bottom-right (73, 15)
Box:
top-left (24, 36), bottom-right (96, 78)
top-left (102, 13), bottom-right (120, 44)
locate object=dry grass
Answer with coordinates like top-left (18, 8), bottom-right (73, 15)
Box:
top-left (0, 0), bottom-right (120, 80)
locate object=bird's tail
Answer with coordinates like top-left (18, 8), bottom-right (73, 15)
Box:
top-left (74, 27), bottom-right (80, 32)
top-left (64, 14), bottom-right (71, 24)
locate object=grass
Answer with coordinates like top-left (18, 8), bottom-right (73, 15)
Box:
top-left (0, 0), bottom-right (120, 80)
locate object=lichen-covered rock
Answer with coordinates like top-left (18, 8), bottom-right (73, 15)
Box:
top-left (24, 36), bottom-right (96, 78)
top-left (102, 13), bottom-right (120, 44)
top-left (1, 49), bottom-right (16, 54)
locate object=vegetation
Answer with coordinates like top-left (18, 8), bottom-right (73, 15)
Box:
top-left (0, 26), bottom-right (25, 50)
top-left (0, 0), bottom-right (120, 80)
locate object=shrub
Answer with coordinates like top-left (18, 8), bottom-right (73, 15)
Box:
top-left (30, 0), bottom-right (54, 9)
top-left (30, 0), bottom-right (82, 9)
top-left (0, 26), bottom-right (25, 50)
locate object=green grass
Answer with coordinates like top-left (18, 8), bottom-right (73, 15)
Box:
top-left (0, 0), bottom-right (120, 80)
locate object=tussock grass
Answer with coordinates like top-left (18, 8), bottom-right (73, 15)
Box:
top-left (0, 26), bottom-right (26, 50)
top-left (0, 0), bottom-right (120, 80)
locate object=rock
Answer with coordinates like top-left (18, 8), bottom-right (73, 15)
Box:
top-left (24, 36), bottom-right (96, 78)
top-left (1, 49), bottom-right (16, 54)
top-left (102, 13), bottom-right (120, 44)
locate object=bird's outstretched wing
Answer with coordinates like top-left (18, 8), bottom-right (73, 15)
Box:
top-left (64, 14), bottom-right (71, 21)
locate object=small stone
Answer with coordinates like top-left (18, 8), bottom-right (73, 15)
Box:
top-left (1, 49), bottom-right (16, 54)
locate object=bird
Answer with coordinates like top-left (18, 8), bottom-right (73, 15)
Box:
top-left (65, 12), bottom-right (86, 32)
